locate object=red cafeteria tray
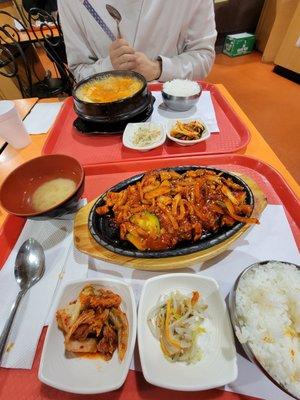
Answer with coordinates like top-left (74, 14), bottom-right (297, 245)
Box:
top-left (1, 154), bottom-right (299, 267)
top-left (0, 155), bottom-right (299, 400)
top-left (42, 82), bottom-right (250, 166)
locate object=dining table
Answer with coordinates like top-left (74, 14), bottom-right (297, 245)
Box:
top-left (0, 83), bottom-right (299, 400)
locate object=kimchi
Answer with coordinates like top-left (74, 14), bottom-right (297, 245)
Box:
top-left (56, 285), bottom-right (128, 361)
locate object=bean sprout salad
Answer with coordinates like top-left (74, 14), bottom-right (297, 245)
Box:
top-left (147, 290), bottom-right (208, 363)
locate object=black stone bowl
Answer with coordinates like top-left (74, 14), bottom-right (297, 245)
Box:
top-left (73, 70), bottom-right (150, 123)
top-left (88, 166), bottom-right (255, 258)
top-left (73, 95), bottom-right (155, 135)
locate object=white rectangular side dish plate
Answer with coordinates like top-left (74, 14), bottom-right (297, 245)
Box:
top-left (138, 273), bottom-right (237, 391)
top-left (38, 278), bottom-right (137, 394)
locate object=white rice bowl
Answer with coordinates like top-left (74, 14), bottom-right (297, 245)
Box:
top-left (235, 261), bottom-right (300, 398)
top-left (163, 79), bottom-right (201, 97)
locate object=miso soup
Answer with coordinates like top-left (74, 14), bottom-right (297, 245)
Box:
top-left (32, 178), bottom-right (76, 212)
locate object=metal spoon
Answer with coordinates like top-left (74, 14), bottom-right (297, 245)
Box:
top-left (106, 4), bottom-right (122, 38)
top-left (0, 238), bottom-right (45, 363)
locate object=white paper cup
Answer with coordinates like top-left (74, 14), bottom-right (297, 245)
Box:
top-left (0, 101), bottom-right (31, 149)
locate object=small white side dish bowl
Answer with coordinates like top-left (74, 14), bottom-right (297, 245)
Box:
top-left (122, 122), bottom-right (166, 151)
top-left (166, 118), bottom-right (210, 146)
top-left (38, 278), bottom-right (137, 394)
top-left (138, 273), bottom-right (237, 391)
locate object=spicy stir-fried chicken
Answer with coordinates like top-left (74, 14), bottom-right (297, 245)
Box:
top-left (96, 168), bottom-right (259, 251)
top-left (56, 285), bottom-right (128, 361)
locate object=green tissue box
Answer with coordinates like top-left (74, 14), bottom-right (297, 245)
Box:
top-left (223, 33), bottom-right (255, 57)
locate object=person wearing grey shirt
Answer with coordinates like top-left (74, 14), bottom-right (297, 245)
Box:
top-left (58, 0), bottom-right (217, 82)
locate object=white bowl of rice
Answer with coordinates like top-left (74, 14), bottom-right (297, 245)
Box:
top-left (229, 260), bottom-right (300, 399)
top-left (162, 79), bottom-right (202, 112)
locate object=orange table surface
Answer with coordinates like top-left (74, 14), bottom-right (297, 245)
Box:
top-left (0, 85), bottom-right (299, 399)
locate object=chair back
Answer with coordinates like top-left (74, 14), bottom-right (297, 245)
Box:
top-left (0, 8), bottom-right (75, 98)
top-left (27, 7), bottom-right (75, 91)
top-left (0, 10), bottom-right (34, 97)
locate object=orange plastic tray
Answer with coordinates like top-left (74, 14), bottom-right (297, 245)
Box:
top-left (42, 82), bottom-right (250, 166)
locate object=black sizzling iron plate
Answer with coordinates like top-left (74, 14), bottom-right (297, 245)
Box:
top-left (88, 166), bottom-right (254, 258)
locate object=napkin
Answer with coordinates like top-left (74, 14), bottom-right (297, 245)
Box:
top-left (45, 244), bottom-right (88, 325)
top-left (150, 91), bottom-right (220, 133)
top-left (23, 102), bottom-right (63, 135)
top-left (0, 217), bottom-right (88, 369)
top-left (87, 205), bottom-right (300, 400)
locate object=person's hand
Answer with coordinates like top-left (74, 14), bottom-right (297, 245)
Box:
top-left (133, 52), bottom-right (161, 81)
top-left (109, 39), bottom-right (136, 70)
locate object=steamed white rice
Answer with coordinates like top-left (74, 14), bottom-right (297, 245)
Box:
top-left (236, 261), bottom-right (300, 398)
top-left (163, 79), bottom-right (200, 97)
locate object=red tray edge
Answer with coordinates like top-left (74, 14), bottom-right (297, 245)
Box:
top-left (42, 97), bottom-right (71, 156)
top-left (42, 82), bottom-right (250, 158)
top-left (83, 153), bottom-right (299, 217)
